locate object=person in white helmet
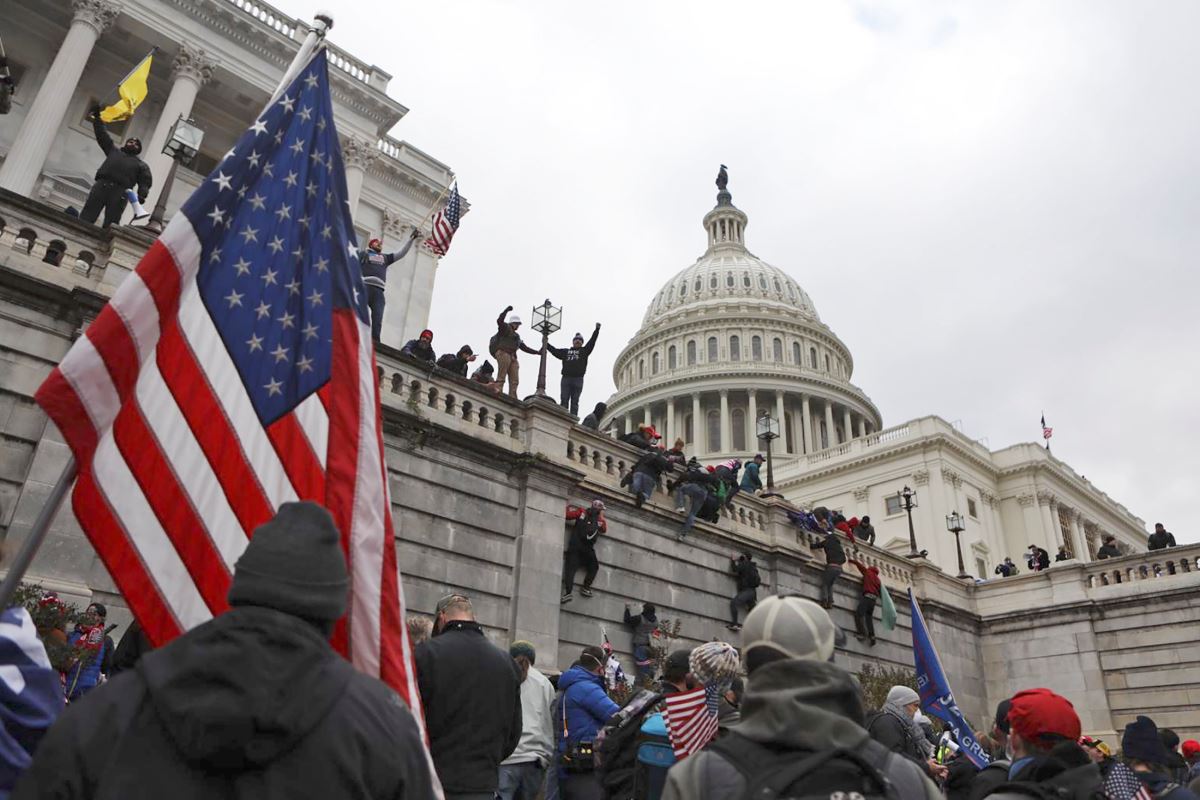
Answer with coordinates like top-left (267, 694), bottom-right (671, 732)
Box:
top-left (490, 305), bottom-right (542, 399)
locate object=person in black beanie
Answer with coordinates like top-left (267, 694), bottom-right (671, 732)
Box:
top-left (14, 501), bottom-right (434, 800)
top-left (547, 324), bottom-right (600, 416)
top-left (1122, 716), bottom-right (1199, 799)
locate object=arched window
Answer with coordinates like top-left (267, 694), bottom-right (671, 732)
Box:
top-left (751, 336), bottom-right (762, 360)
top-left (680, 281), bottom-right (688, 297)
top-left (707, 410), bottom-right (722, 452)
top-left (824, 354), bottom-right (830, 372)
top-left (708, 337), bottom-right (718, 361)
top-left (742, 273), bottom-right (751, 288)
top-left (668, 345), bottom-right (677, 370)
top-left (792, 341), bottom-right (801, 364)
top-left (730, 335), bottom-right (741, 361)
top-left (758, 275), bottom-right (767, 289)
top-left (652, 352), bottom-right (660, 374)
top-left (726, 272), bottom-right (734, 288)
top-left (773, 338), bottom-right (784, 361)
top-left (809, 347), bottom-right (818, 368)
top-left (709, 274), bottom-right (718, 289)
top-left (638, 359), bottom-right (645, 379)
top-left (732, 409), bottom-right (746, 451)
top-left (687, 340), bottom-right (697, 365)
top-left (773, 278), bottom-right (782, 292)
top-left (684, 413), bottom-right (693, 443)
top-left (694, 277), bottom-right (702, 292)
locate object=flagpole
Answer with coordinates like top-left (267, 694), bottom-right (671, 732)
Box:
top-left (0, 458), bottom-right (77, 609)
top-left (267, 12), bottom-right (333, 108)
top-left (102, 47), bottom-right (157, 107)
top-left (415, 179), bottom-right (455, 232)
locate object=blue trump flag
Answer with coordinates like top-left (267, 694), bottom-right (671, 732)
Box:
top-left (908, 589), bottom-right (991, 769)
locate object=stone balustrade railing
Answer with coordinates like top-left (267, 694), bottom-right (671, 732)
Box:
top-left (1084, 544), bottom-right (1200, 588)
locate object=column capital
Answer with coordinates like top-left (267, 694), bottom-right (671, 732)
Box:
top-left (172, 42), bottom-right (217, 86)
top-left (1036, 489), bottom-right (1056, 507)
top-left (72, 0), bottom-right (121, 36)
top-left (746, 388), bottom-right (756, 399)
top-left (341, 135), bottom-right (381, 171)
top-left (718, 388), bottom-right (728, 398)
top-left (382, 206), bottom-right (415, 238)
top-left (913, 468), bottom-right (930, 486)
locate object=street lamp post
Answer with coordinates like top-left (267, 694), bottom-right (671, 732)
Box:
top-left (946, 510), bottom-right (969, 579)
top-left (895, 485), bottom-right (924, 559)
top-left (530, 298), bottom-right (561, 399)
top-left (755, 412), bottom-right (780, 490)
top-left (146, 116), bottom-right (205, 233)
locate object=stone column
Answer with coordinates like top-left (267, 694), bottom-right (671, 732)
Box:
top-left (747, 390), bottom-right (757, 445)
top-left (666, 398), bottom-right (675, 445)
top-left (858, 417), bottom-right (867, 438)
top-left (843, 407), bottom-right (853, 443)
top-left (141, 43), bottom-right (216, 214)
top-left (1038, 492), bottom-right (1059, 550)
top-left (624, 412), bottom-right (634, 436)
top-left (0, 0), bottom-right (121, 194)
top-left (1068, 511), bottom-right (1086, 559)
top-left (775, 390), bottom-right (787, 453)
top-left (341, 135), bottom-right (380, 216)
top-left (643, 406), bottom-right (652, 428)
top-left (691, 393), bottom-right (702, 453)
top-left (801, 394), bottom-right (812, 454)
top-left (719, 390), bottom-right (730, 453)
top-left (824, 400), bottom-right (835, 450)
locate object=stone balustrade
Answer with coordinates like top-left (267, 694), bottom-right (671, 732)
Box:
top-left (1084, 544), bottom-right (1200, 588)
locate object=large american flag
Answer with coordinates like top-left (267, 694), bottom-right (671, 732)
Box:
top-left (34, 51), bottom-right (424, 732)
top-left (423, 184), bottom-right (460, 256)
top-left (663, 684), bottom-right (721, 757)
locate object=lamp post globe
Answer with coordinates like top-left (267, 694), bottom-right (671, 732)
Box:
top-left (946, 511), bottom-right (969, 580)
top-left (755, 412), bottom-right (780, 490)
top-left (530, 299), bottom-right (561, 399)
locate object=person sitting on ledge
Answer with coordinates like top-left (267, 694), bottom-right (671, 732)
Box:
top-left (400, 329), bottom-right (436, 363)
top-left (435, 344), bottom-right (475, 376)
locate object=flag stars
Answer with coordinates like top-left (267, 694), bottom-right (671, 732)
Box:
top-left (285, 278), bottom-right (301, 296)
top-left (306, 181), bottom-right (318, 198)
top-left (310, 149), bottom-right (325, 167)
top-left (255, 301), bottom-right (271, 320)
top-left (298, 214), bottom-right (311, 229)
top-left (267, 236), bottom-right (285, 255)
top-left (304, 72), bottom-right (319, 89)
top-left (250, 118), bottom-right (268, 136)
top-left (239, 225), bottom-right (259, 244)
top-left (298, 105), bottom-right (312, 122)
top-left (307, 289), bottom-right (324, 307)
top-left (291, 245), bottom-right (305, 261)
top-left (246, 333), bottom-right (264, 353)
top-left (270, 344), bottom-right (289, 364)
top-left (283, 170), bottom-right (299, 188)
top-left (313, 256), bottom-right (329, 273)
top-left (224, 289), bottom-right (244, 308)
top-left (261, 267), bottom-right (278, 286)
top-left (206, 206), bottom-right (226, 227)
top-left (236, 185), bottom-right (249, 200)
top-left (262, 162), bottom-right (274, 178)
top-left (247, 150), bottom-right (261, 168)
top-left (290, 138), bottom-right (305, 156)
top-left (296, 354), bottom-right (314, 373)
top-left (223, 147), bottom-right (237, 162)
top-left (248, 193), bottom-right (267, 211)
top-left (302, 322), bottom-right (319, 341)
top-left (278, 310), bottom-right (296, 329)
top-left (278, 93), bottom-right (295, 112)
top-left (208, 247), bottom-right (223, 264)
top-left (316, 117), bottom-right (327, 132)
top-left (275, 204), bottom-right (291, 222)
top-left (264, 377), bottom-right (283, 397)
top-left (232, 257), bottom-right (251, 276)
top-left (273, 130), bottom-right (284, 146)
top-left (320, 224), bottom-right (332, 240)
top-left (212, 171), bottom-right (233, 191)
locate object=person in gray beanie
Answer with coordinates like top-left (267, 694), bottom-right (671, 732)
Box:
top-left (866, 684), bottom-right (947, 780)
top-left (663, 595), bottom-right (939, 800)
top-left (14, 501), bottom-right (434, 800)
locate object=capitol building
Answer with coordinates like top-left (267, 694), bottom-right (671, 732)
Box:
top-left (604, 177), bottom-right (1149, 575)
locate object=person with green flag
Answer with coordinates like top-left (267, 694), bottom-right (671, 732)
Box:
top-left (847, 558), bottom-right (881, 645)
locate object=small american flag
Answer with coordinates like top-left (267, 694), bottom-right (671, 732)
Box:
top-left (424, 183), bottom-right (461, 256)
top-left (663, 684), bottom-right (721, 757)
top-left (34, 49), bottom-right (427, 738)
top-left (1041, 414), bottom-right (1053, 441)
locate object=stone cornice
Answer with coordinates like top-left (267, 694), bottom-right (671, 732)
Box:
top-left (774, 433), bottom-right (998, 491)
top-left (172, 42), bottom-right (217, 86)
top-left (341, 135), bottom-right (381, 171)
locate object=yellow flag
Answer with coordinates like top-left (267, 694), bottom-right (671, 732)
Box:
top-left (100, 50), bottom-right (154, 123)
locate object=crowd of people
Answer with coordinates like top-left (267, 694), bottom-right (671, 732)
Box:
top-left (990, 523), bottom-right (1182, 580)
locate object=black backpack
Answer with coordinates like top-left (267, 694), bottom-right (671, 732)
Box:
top-left (595, 690), bottom-right (664, 800)
top-left (707, 732), bottom-right (900, 800)
top-left (488, 332), bottom-right (501, 357)
top-left (746, 562), bottom-right (762, 589)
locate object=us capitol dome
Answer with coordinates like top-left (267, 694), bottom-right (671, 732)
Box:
top-left (604, 174), bottom-right (882, 464)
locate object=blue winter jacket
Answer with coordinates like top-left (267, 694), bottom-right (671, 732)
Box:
top-left (740, 462), bottom-right (762, 491)
top-left (65, 630), bottom-right (105, 700)
top-left (557, 665), bottom-right (619, 750)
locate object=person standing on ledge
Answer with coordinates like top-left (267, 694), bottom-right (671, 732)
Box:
top-left (1148, 523), bottom-right (1177, 551)
top-left (356, 228), bottom-right (421, 344)
top-left (491, 306), bottom-right (542, 399)
top-left (548, 324), bottom-right (600, 417)
top-left (80, 104), bottom-right (152, 228)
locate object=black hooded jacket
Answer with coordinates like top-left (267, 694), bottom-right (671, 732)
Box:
top-left (14, 606), bottom-right (432, 799)
top-left (91, 116), bottom-right (152, 201)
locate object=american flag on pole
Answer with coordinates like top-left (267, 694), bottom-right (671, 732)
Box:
top-left (663, 684), bottom-right (721, 757)
top-left (423, 184), bottom-right (461, 256)
top-left (33, 51), bottom-right (425, 735)
top-left (1041, 413), bottom-right (1053, 441)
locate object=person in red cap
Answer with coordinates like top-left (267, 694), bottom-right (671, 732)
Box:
top-left (400, 329), bottom-right (437, 363)
top-left (1184, 739), bottom-right (1200, 787)
top-left (355, 229), bottom-right (422, 344)
top-left (619, 423), bottom-right (658, 452)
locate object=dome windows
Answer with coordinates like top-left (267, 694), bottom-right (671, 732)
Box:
top-left (652, 352), bottom-right (661, 374)
top-left (731, 409), bottom-right (746, 451)
top-left (758, 275), bottom-right (767, 290)
top-left (638, 359), bottom-right (644, 380)
top-left (695, 277), bottom-right (703, 293)
top-left (742, 273), bottom-right (751, 288)
top-left (726, 272), bottom-right (734, 288)
top-left (730, 335), bottom-right (741, 361)
top-left (668, 345), bottom-right (677, 370)
top-left (751, 336), bottom-right (762, 360)
top-left (707, 337), bottom-right (718, 361)
top-left (680, 281), bottom-right (688, 297)
top-left (773, 338), bottom-right (783, 361)
top-left (773, 278), bottom-right (782, 293)
top-left (785, 282), bottom-right (794, 299)
top-left (709, 274), bottom-right (718, 290)
top-left (706, 410), bottom-right (721, 451)
top-left (687, 340), bottom-right (697, 365)
top-left (809, 347), bottom-right (818, 368)
top-left (792, 341), bottom-right (801, 364)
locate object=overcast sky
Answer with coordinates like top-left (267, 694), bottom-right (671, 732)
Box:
top-left (302, 1), bottom-right (1198, 542)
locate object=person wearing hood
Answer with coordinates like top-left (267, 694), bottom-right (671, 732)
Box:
top-left (867, 685), bottom-right (945, 780)
top-left (80, 104), bottom-right (153, 228)
top-left (547, 324), bottom-right (601, 416)
top-left (436, 345), bottom-right (476, 376)
top-left (663, 596), bottom-right (939, 800)
top-left (846, 557), bottom-right (881, 646)
top-left (1096, 535), bottom-right (1122, 559)
top-left (14, 502), bottom-right (434, 800)
top-left (558, 646), bottom-right (620, 800)
top-left (739, 454), bottom-right (764, 494)
top-left (471, 360), bottom-right (502, 392)
top-left (1121, 716), bottom-right (1200, 800)
top-left (622, 603), bottom-right (657, 685)
top-left (580, 402), bottom-right (606, 430)
top-left (355, 229), bottom-right (421, 344)
top-left (853, 515), bottom-right (876, 545)
top-left (492, 306), bottom-right (543, 399)
top-left (400, 328), bottom-right (437, 363)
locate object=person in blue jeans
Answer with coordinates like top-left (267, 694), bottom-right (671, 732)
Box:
top-left (558, 647), bottom-right (620, 800)
top-left (623, 603), bottom-right (658, 686)
top-left (628, 448), bottom-right (672, 509)
top-left (674, 461), bottom-right (717, 540)
top-left (354, 228), bottom-right (420, 344)
top-left (548, 324), bottom-right (600, 417)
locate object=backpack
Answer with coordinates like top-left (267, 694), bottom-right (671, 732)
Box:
top-left (707, 732), bottom-right (901, 800)
top-left (488, 332), bottom-right (500, 357)
top-left (746, 562), bottom-right (762, 589)
top-left (634, 712), bottom-right (675, 800)
top-left (595, 690), bottom-right (665, 800)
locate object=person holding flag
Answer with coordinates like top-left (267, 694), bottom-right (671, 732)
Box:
top-left (79, 102), bottom-right (152, 227)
